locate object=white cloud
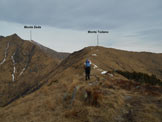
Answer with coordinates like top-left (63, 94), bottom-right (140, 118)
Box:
top-left (0, 0), bottom-right (162, 53)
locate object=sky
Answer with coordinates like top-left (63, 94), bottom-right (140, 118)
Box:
top-left (0, 0), bottom-right (162, 53)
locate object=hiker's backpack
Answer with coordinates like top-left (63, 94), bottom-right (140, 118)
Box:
top-left (86, 60), bottom-right (91, 67)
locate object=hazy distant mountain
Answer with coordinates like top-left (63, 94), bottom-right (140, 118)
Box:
top-left (0, 36), bottom-right (4, 39)
top-left (31, 40), bottom-right (69, 60)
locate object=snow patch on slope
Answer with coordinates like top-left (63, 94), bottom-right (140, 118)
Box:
top-left (101, 71), bottom-right (108, 75)
top-left (19, 67), bottom-right (26, 76)
top-left (11, 52), bottom-right (16, 82)
top-left (92, 54), bottom-right (97, 56)
top-left (0, 42), bottom-right (10, 65)
top-left (93, 64), bottom-right (98, 69)
top-left (92, 63), bottom-right (113, 77)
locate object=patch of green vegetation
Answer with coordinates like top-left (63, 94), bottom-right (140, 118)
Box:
top-left (116, 70), bottom-right (162, 86)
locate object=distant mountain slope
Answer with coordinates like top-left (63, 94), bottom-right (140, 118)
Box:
top-left (0, 34), bottom-right (68, 107)
top-left (0, 36), bottom-right (4, 40)
top-left (31, 40), bottom-right (69, 60)
top-left (47, 46), bottom-right (162, 82)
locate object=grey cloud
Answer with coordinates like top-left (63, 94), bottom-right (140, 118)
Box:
top-left (0, 0), bottom-right (162, 30)
top-left (137, 28), bottom-right (162, 41)
top-left (1, 0), bottom-right (162, 48)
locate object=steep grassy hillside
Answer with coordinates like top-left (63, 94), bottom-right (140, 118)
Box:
top-left (0, 34), bottom-right (69, 107)
top-left (0, 46), bottom-right (162, 122)
top-left (47, 46), bottom-right (162, 82)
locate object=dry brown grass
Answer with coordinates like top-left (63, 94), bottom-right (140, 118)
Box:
top-left (1, 46), bottom-right (162, 122)
top-left (136, 112), bottom-right (161, 122)
top-left (64, 100), bottom-right (89, 122)
top-left (44, 96), bottom-right (57, 111)
top-left (67, 80), bottom-right (80, 92)
top-left (135, 103), bottom-right (162, 122)
top-left (39, 85), bottom-right (50, 96)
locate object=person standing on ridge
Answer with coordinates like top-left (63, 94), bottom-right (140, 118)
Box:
top-left (84, 59), bottom-right (91, 80)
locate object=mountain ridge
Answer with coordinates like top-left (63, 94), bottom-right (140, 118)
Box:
top-left (46, 46), bottom-right (162, 83)
top-left (0, 34), bottom-right (69, 107)
top-left (0, 34), bottom-right (162, 122)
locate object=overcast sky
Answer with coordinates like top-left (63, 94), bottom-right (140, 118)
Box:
top-left (0, 0), bottom-right (162, 53)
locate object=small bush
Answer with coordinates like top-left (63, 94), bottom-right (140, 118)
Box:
top-left (116, 70), bottom-right (162, 86)
top-left (84, 86), bottom-right (102, 107)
